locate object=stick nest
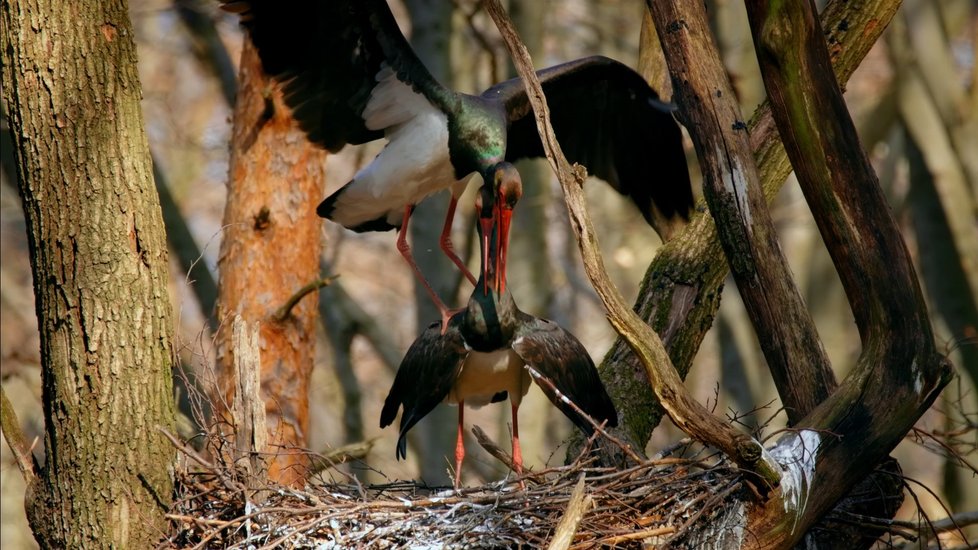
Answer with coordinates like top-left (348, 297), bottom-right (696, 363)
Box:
top-left (163, 433), bottom-right (745, 549)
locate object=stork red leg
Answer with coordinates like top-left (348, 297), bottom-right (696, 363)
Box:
top-left (440, 196), bottom-right (477, 286)
top-left (511, 403), bottom-right (525, 489)
top-left (454, 402), bottom-right (466, 490)
top-left (396, 205), bottom-right (461, 333)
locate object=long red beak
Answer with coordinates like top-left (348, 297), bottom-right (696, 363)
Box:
top-left (479, 214), bottom-right (494, 295)
top-left (494, 203), bottom-right (512, 296)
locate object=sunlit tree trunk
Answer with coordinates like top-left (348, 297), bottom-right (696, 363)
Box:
top-left (1, 0), bottom-right (176, 545)
top-left (216, 40), bottom-right (326, 487)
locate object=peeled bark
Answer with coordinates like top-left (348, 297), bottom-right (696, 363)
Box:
top-left (1, 0), bottom-right (176, 546)
top-left (598, 0), bottom-right (904, 449)
top-left (216, 40), bottom-right (326, 487)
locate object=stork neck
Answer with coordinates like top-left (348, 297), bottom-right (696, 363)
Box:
top-left (461, 283), bottom-right (517, 351)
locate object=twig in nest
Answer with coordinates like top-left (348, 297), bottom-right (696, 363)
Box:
top-left (525, 365), bottom-right (644, 465)
top-left (274, 274), bottom-right (339, 321)
top-left (308, 439), bottom-right (376, 476)
top-left (471, 425), bottom-right (552, 485)
top-left (471, 425), bottom-right (517, 472)
top-left (590, 525), bottom-right (677, 547)
top-left (548, 475), bottom-right (592, 550)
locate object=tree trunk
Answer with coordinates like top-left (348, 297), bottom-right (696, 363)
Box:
top-left (1, 0), bottom-right (176, 546)
top-left (215, 40), bottom-right (326, 487)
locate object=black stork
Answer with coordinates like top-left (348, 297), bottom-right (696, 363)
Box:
top-left (222, 0), bottom-right (694, 327)
top-left (380, 173), bottom-right (618, 488)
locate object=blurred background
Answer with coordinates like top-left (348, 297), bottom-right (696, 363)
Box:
top-left (1, 0), bottom-right (975, 547)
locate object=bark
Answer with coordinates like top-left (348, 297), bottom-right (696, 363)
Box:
top-left (741, 1), bottom-right (951, 546)
top-left (647, 0), bottom-right (835, 428)
top-left (1, 0), bottom-right (176, 546)
top-left (598, 0), bottom-right (903, 449)
top-left (216, 40), bottom-right (325, 487)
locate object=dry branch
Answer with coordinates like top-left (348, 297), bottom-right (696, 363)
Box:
top-left (647, 0), bottom-right (835, 426)
top-left (548, 475), bottom-right (592, 550)
top-left (741, 0), bottom-right (952, 545)
top-left (0, 383), bottom-right (36, 483)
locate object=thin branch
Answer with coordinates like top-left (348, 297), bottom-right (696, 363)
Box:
top-left (308, 439), bottom-right (377, 476)
top-left (525, 365), bottom-right (643, 465)
top-left (547, 475), bottom-right (592, 550)
top-left (274, 275), bottom-right (338, 322)
top-left (0, 384), bottom-right (37, 484)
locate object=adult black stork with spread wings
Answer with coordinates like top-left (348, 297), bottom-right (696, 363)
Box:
top-left (222, 0), bottom-right (693, 327)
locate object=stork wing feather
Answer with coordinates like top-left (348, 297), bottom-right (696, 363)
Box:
top-left (380, 316), bottom-right (467, 460)
top-left (482, 55), bottom-right (693, 225)
top-left (511, 314), bottom-right (618, 434)
top-left (221, 0), bottom-right (448, 151)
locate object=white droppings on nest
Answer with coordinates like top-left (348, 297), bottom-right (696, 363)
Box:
top-left (767, 429), bottom-right (821, 532)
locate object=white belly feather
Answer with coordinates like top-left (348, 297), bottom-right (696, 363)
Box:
top-left (447, 348), bottom-right (531, 408)
top-left (327, 66), bottom-right (474, 229)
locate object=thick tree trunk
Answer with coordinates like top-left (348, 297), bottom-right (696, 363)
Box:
top-left (216, 40), bottom-right (326, 487)
top-left (1, 0), bottom-right (176, 547)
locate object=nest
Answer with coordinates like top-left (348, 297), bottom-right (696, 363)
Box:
top-left (163, 430), bottom-right (745, 549)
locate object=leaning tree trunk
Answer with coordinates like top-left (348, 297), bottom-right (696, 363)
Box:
top-left (0, 0), bottom-right (176, 547)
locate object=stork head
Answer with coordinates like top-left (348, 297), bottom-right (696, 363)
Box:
top-left (476, 163), bottom-right (523, 295)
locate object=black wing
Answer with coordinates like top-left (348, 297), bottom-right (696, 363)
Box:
top-left (511, 314), bottom-right (618, 434)
top-left (222, 0), bottom-right (448, 151)
top-left (482, 55), bottom-right (693, 226)
top-left (380, 316), bottom-right (467, 460)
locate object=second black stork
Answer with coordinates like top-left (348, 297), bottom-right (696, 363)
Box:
top-left (223, 0), bottom-right (694, 328)
top-left (380, 173), bottom-right (618, 488)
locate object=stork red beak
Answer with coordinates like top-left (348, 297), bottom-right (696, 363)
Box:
top-left (479, 214), bottom-right (494, 295)
top-left (494, 201), bottom-right (511, 296)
